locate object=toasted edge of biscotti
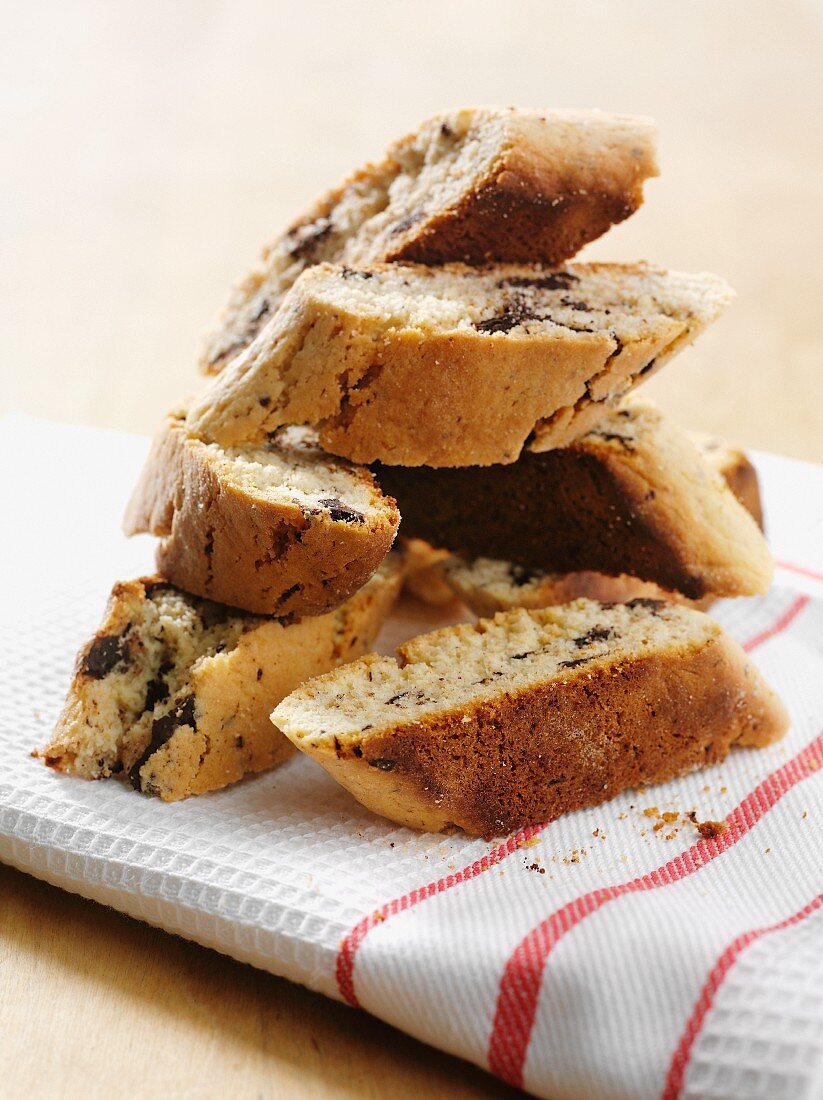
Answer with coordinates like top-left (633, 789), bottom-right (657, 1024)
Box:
top-left (124, 410), bottom-right (400, 616)
top-left (376, 398), bottom-right (772, 599)
top-left (271, 599), bottom-right (788, 836)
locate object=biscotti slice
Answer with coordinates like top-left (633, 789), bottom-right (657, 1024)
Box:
top-left (202, 107), bottom-right (658, 373)
top-left (187, 261), bottom-right (732, 466)
top-left (691, 432), bottom-right (764, 530)
top-left (124, 410), bottom-right (400, 616)
top-left (440, 432), bottom-right (765, 615)
top-left (401, 539), bottom-right (457, 607)
top-left (441, 559), bottom-right (714, 618)
top-left (37, 559), bottom-right (404, 800)
top-left (271, 600), bottom-right (788, 836)
top-left (377, 398), bottom-right (772, 600)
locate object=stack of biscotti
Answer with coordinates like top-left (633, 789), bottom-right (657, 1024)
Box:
top-left (41, 107), bottom-right (787, 830)
top-left (38, 422), bottom-right (406, 799)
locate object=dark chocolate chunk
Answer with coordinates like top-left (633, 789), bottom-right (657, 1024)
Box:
top-left (475, 303), bottom-right (537, 334)
top-left (235, 736), bottom-right (245, 749)
top-left (251, 299), bottom-right (270, 325)
top-left (318, 498), bottom-right (365, 524)
top-left (368, 758), bottom-right (396, 771)
top-left (389, 211), bottom-right (424, 236)
top-left (129, 693), bottom-right (197, 790)
top-left (278, 583), bottom-right (302, 604)
top-left (638, 358), bottom-right (657, 377)
top-left (511, 651), bottom-right (536, 661)
top-left (339, 266), bottom-right (374, 280)
top-left (625, 597), bottom-right (666, 612)
top-left (573, 626), bottom-right (613, 648)
top-left (258, 396), bottom-right (271, 408)
top-left (590, 431), bottom-right (636, 451)
top-left (560, 298), bottom-right (590, 311)
top-left (509, 563), bottom-right (541, 587)
top-left (499, 272), bottom-right (579, 291)
top-left (386, 691), bottom-right (409, 705)
top-left (558, 656), bottom-right (592, 669)
top-left (286, 217), bottom-right (333, 260)
top-left (83, 630), bottom-right (130, 679)
top-left (144, 660), bottom-right (173, 711)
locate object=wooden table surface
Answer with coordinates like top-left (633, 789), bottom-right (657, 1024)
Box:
top-left (2, 2), bottom-right (822, 1097)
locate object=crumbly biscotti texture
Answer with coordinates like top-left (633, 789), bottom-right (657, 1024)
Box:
top-left (201, 106), bottom-right (658, 374)
top-left (271, 599), bottom-right (788, 836)
top-left (124, 411), bottom-right (400, 616)
top-left (37, 560), bottom-right (404, 800)
top-left (377, 398), bottom-right (772, 600)
top-left (187, 261), bottom-right (732, 466)
top-left (440, 431), bottom-right (765, 615)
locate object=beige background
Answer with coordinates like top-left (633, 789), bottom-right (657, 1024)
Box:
top-left (2, 2), bottom-right (822, 1098)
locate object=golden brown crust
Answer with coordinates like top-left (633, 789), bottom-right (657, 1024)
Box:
top-left (124, 412), bottom-right (399, 616)
top-left (377, 399), bottom-right (773, 600)
top-left (691, 433), bottom-right (764, 530)
top-left (282, 634), bottom-right (788, 837)
top-left (200, 108), bottom-right (658, 375)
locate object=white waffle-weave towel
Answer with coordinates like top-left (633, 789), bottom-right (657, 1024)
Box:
top-left (1, 415), bottom-right (822, 1100)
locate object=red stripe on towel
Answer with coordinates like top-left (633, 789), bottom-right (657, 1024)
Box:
top-left (661, 892), bottom-right (823, 1100)
top-left (776, 559), bottom-right (823, 583)
top-left (487, 733), bottom-right (823, 1088)
top-left (336, 823), bottom-right (546, 1007)
top-left (742, 594), bottom-right (809, 651)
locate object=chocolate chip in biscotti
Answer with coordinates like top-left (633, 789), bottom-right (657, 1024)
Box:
top-left (83, 630), bottom-right (131, 679)
top-left (368, 758), bottom-right (396, 771)
top-left (474, 300), bottom-right (540, 333)
top-left (318, 498), bottom-right (366, 524)
top-left (389, 211), bottom-right (425, 237)
top-left (574, 626), bottom-right (613, 647)
top-left (272, 599), bottom-right (789, 837)
top-left (286, 217), bottom-right (333, 260)
top-left (143, 660), bottom-right (173, 711)
top-left (129, 693), bottom-right (197, 790)
top-left (499, 272), bottom-right (579, 291)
